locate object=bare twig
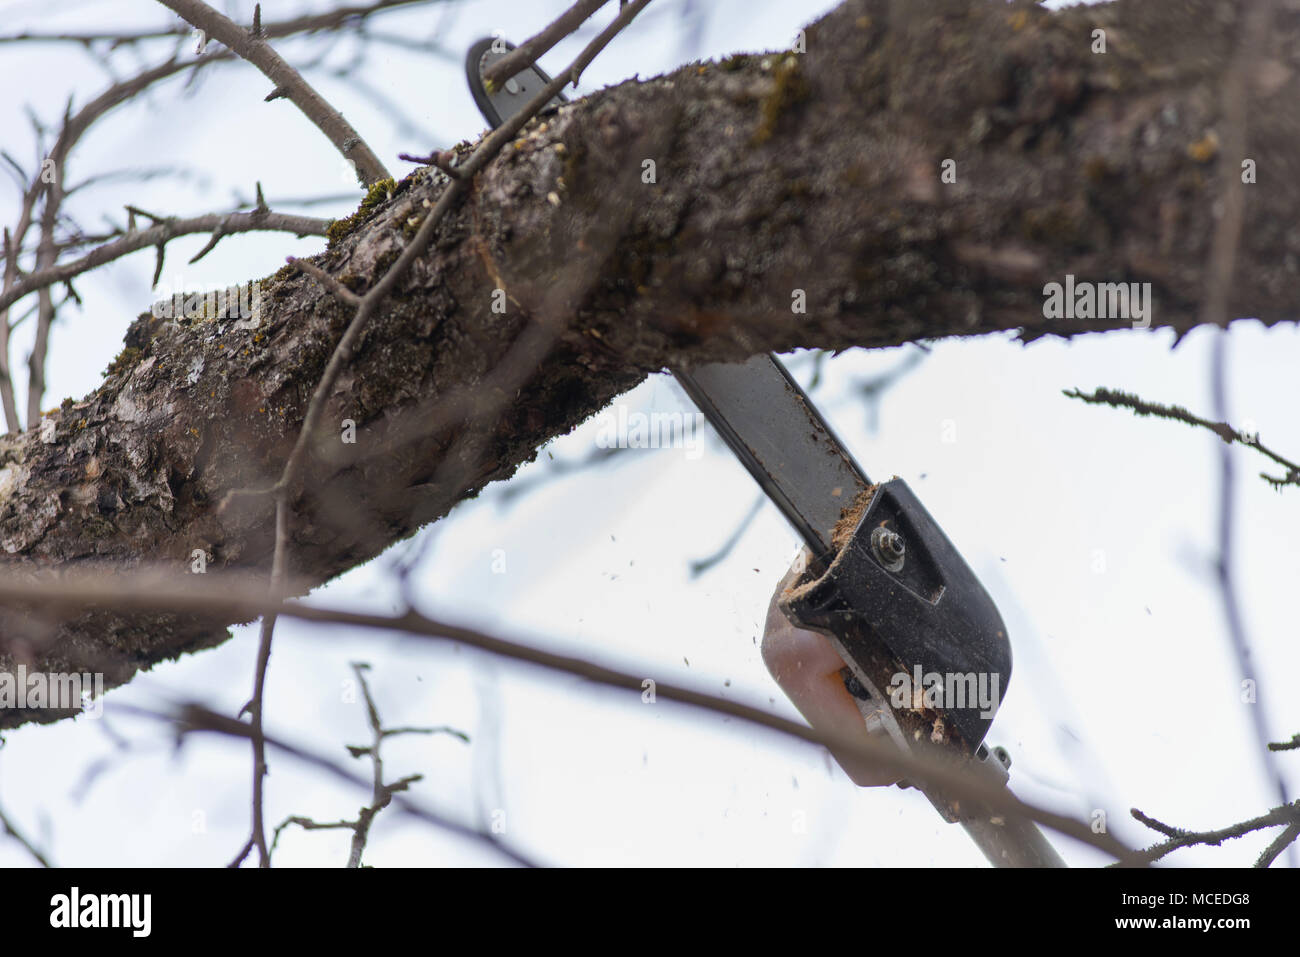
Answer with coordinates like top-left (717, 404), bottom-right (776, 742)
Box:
top-left (0, 800), bottom-right (53, 867)
top-left (1256, 821), bottom-right (1300, 867)
top-left (493, 445), bottom-right (629, 506)
top-left (1209, 334), bottom-right (1295, 867)
top-left (389, 0), bottom-right (662, 509)
top-left (0, 0), bottom-right (442, 47)
top-left (1195, 0), bottom-right (1274, 335)
top-left (269, 662), bottom-right (467, 867)
top-left (27, 102), bottom-right (69, 429)
top-left (285, 256), bottom-right (362, 307)
top-left (3, 51), bottom-right (234, 430)
top-left (0, 229), bottom-right (24, 431)
top-left (111, 701), bottom-right (532, 867)
top-left (0, 210), bottom-right (328, 315)
top-left (156, 0), bottom-right (390, 185)
top-left (1063, 387), bottom-right (1300, 489)
top-left (690, 494), bottom-right (764, 577)
top-left (232, 0), bottom-right (656, 867)
top-left (0, 568), bottom-right (1138, 864)
top-left (3, 0), bottom-right (438, 428)
top-left (1130, 801), bottom-right (1300, 866)
top-left (482, 0), bottom-right (611, 88)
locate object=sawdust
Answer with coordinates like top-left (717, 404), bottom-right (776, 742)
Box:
top-left (830, 483), bottom-right (879, 554)
top-left (779, 482), bottom-right (880, 610)
top-left (774, 481), bottom-right (878, 608)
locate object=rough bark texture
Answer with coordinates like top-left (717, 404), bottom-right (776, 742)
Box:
top-left (4, 0), bottom-right (1299, 727)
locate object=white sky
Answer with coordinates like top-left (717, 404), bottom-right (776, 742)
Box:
top-left (0, 0), bottom-right (1297, 868)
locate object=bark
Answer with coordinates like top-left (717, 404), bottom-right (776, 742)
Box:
top-left (3, 0), bottom-right (1298, 728)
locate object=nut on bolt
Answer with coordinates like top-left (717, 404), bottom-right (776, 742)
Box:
top-left (870, 525), bottom-right (906, 571)
top-left (993, 746), bottom-right (1012, 770)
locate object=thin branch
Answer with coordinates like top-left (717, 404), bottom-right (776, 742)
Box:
top-left (0, 230), bottom-right (23, 432)
top-left (271, 816), bottom-right (354, 854)
top-left (0, 801), bottom-right (53, 867)
top-left (2, 50), bottom-right (233, 431)
top-left (1063, 387), bottom-right (1300, 489)
top-left (491, 445), bottom-right (631, 508)
top-left (690, 494), bottom-right (764, 577)
top-left (27, 112), bottom-right (66, 428)
top-left (482, 0), bottom-right (611, 88)
top-left (1129, 802), bottom-right (1300, 865)
top-left (231, 0), bottom-right (656, 867)
top-left (268, 662), bottom-right (464, 867)
top-left (3, 0), bottom-right (400, 426)
top-left (1210, 333), bottom-right (1294, 866)
top-left (1256, 821), bottom-right (1300, 868)
top-left (285, 257), bottom-right (362, 307)
top-left (351, 662), bottom-right (460, 866)
top-left (372, 0), bottom-right (660, 509)
top-left (0, 210), bottom-right (328, 315)
top-left (232, 498), bottom-right (290, 868)
top-left (1195, 0), bottom-right (1274, 335)
top-left (0, 569), bottom-right (1139, 864)
top-left (156, 0), bottom-right (389, 185)
top-left (111, 701), bottom-right (533, 867)
top-left (0, 0), bottom-right (440, 47)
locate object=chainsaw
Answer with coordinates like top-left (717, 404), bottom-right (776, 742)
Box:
top-left (466, 37), bottom-right (1064, 868)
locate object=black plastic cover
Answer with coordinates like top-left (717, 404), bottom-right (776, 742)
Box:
top-left (781, 479), bottom-right (1012, 751)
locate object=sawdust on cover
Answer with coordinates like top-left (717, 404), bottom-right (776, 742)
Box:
top-left (780, 483), bottom-right (880, 606)
top-left (830, 483), bottom-right (879, 553)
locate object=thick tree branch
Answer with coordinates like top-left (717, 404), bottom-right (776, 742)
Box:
top-left (2, 0), bottom-right (1299, 727)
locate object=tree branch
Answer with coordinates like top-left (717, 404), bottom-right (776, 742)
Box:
top-left (0, 0), bottom-right (445, 47)
top-left (1064, 387), bottom-right (1300, 489)
top-left (2, 0), bottom-right (1299, 729)
top-left (229, 0), bottom-right (653, 867)
top-left (156, 0), bottom-right (390, 185)
top-left (0, 568), bottom-right (1139, 863)
top-left (482, 0), bottom-right (612, 89)
top-left (1130, 801), bottom-right (1300, 865)
top-left (0, 210), bottom-right (329, 315)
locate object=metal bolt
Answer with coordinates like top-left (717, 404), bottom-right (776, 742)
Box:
top-left (993, 746), bottom-right (1012, 770)
top-left (841, 670), bottom-right (870, 700)
top-left (870, 525), bottom-right (906, 571)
